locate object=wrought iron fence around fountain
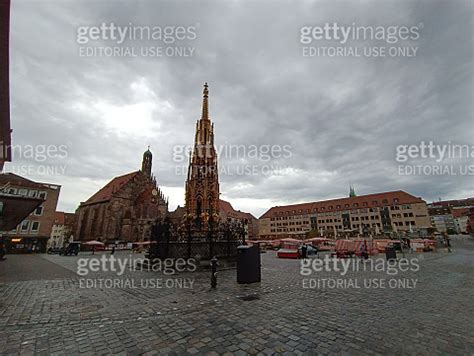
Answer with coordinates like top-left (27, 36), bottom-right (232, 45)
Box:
top-left (148, 217), bottom-right (245, 260)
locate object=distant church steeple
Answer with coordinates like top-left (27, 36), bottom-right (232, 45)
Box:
top-left (141, 146), bottom-right (152, 177)
top-left (349, 185), bottom-right (356, 198)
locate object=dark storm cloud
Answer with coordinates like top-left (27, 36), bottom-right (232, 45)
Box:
top-left (7, 0), bottom-right (473, 216)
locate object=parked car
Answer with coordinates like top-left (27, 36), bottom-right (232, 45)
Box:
top-left (60, 242), bottom-right (80, 256)
top-left (299, 245), bottom-right (318, 256)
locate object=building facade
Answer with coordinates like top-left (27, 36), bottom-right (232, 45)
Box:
top-left (47, 211), bottom-right (76, 249)
top-left (428, 206), bottom-right (457, 234)
top-left (185, 83), bottom-right (220, 230)
top-left (454, 215), bottom-right (469, 234)
top-left (74, 149), bottom-right (168, 243)
top-left (428, 198), bottom-right (474, 234)
top-left (0, 173), bottom-right (60, 252)
top-left (219, 200), bottom-right (258, 240)
top-left (259, 190), bottom-right (431, 240)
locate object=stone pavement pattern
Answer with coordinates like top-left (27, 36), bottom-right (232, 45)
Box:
top-left (0, 238), bottom-right (473, 355)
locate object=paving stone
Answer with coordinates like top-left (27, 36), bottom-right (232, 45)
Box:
top-left (0, 241), bottom-right (473, 355)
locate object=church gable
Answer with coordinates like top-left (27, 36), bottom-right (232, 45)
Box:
top-left (82, 171), bottom-right (140, 206)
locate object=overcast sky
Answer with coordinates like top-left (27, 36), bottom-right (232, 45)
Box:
top-left (6, 0), bottom-right (473, 217)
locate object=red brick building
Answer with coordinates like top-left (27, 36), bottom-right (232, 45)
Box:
top-left (74, 149), bottom-right (168, 243)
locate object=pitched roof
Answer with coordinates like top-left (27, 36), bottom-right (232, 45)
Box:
top-left (0, 173), bottom-right (60, 190)
top-left (430, 197), bottom-right (474, 208)
top-left (167, 205), bottom-right (186, 222)
top-left (81, 171), bottom-right (140, 206)
top-left (219, 199), bottom-right (234, 213)
top-left (259, 190), bottom-right (425, 219)
top-left (219, 199), bottom-right (257, 221)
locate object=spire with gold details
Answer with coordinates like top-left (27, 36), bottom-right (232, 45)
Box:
top-left (185, 82), bottom-right (220, 229)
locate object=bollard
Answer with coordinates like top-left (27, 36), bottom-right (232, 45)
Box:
top-left (210, 256), bottom-right (218, 288)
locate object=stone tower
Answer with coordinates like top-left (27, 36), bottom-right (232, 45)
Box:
top-left (185, 83), bottom-right (220, 229)
top-left (141, 147), bottom-right (152, 177)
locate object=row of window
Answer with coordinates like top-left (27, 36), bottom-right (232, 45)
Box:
top-left (271, 199), bottom-right (407, 217)
top-left (271, 215), bottom-right (310, 221)
top-left (318, 219), bottom-right (341, 224)
top-left (270, 220), bottom-right (417, 234)
top-left (271, 221), bottom-right (310, 227)
top-left (14, 220), bottom-right (41, 234)
top-left (270, 205), bottom-right (413, 220)
top-left (272, 227), bottom-right (310, 233)
top-left (393, 221), bottom-right (416, 227)
top-left (271, 212), bottom-right (413, 225)
top-left (350, 223), bottom-right (381, 229)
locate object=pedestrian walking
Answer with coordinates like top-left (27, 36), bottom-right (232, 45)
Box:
top-left (445, 235), bottom-right (451, 253)
top-left (301, 243), bottom-right (308, 259)
top-left (360, 240), bottom-right (369, 259)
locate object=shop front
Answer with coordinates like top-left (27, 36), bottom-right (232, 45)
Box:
top-left (5, 236), bottom-right (48, 253)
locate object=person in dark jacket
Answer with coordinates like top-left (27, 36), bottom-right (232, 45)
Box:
top-left (300, 243), bottom-right (308, 259)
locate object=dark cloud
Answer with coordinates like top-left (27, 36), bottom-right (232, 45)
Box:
top-left (6, 0), bottom-right (473, 217)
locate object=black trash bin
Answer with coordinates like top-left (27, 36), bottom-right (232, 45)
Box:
top-left (385, 246), bottom-right (397, 261)
top-left (237, 245), bottom-right (261, 284)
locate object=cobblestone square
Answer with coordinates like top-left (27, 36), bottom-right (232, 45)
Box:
top-left (1, 238), bottom-right (473, 355)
